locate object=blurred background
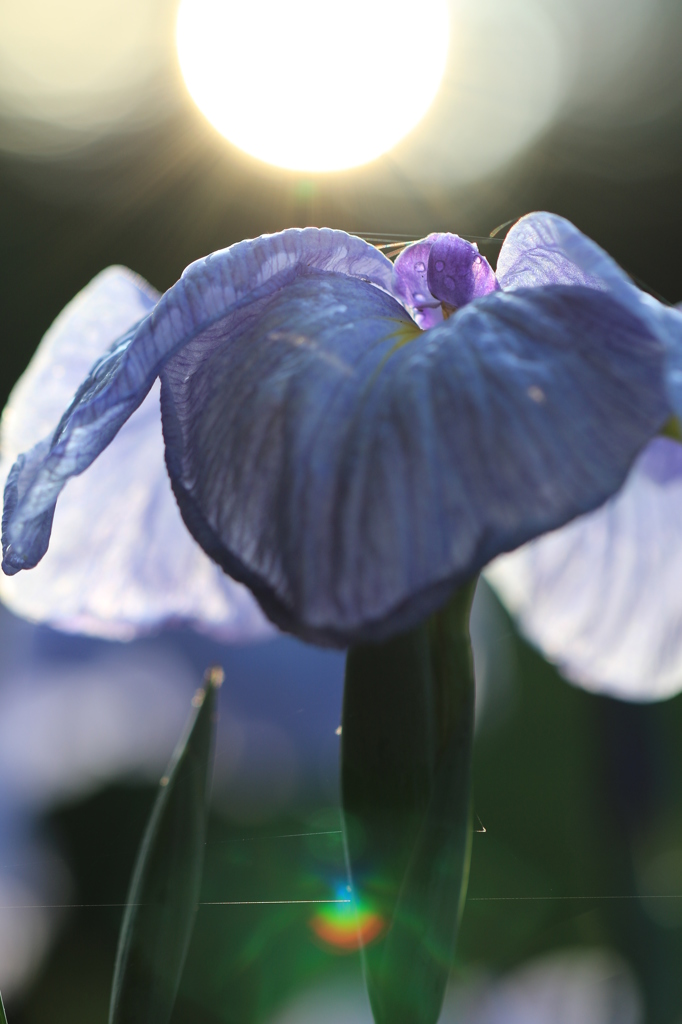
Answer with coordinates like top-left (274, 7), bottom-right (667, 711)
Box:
top-left (1, 0), bottom-right (682, 1020)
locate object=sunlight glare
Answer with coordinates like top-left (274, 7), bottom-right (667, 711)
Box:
top-left (176, 0), bottom-right (450, 172)
top-left (0, 0), bottom-right (168, 130)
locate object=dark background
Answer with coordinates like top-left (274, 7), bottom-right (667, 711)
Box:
top-left (7, 624), bottom-right (682, 1024)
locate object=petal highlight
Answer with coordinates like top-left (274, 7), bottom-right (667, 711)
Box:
top-left (161, 273), bottom-right (668, 646)
top-left (498, 212), bottom-right (682, 416)
top-left (486, 438), bottom-right (682, 701)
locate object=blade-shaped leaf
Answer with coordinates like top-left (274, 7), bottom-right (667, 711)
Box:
top-left (0, 989), bottom-right (8, 1024)
top-left (341, 585), bottom-right (475, 1024)
top-left (109, 665), bottom-right (222, 1024)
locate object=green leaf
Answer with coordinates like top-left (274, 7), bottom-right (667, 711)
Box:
top-left (109, 666), bottom-right (222, 1024)
top-left (0, 988), bottom-right (8, 1024)
top-left (341, 584), bottom-right (476, 1024)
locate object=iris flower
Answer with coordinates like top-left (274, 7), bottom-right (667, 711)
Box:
top-left (2, 210), bottom-right (682, 1024)
top-left (1, 211), bottom-right (681, 697)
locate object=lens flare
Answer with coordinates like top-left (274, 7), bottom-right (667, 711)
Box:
top-left (309, 884), bottom-right (384, 952)
top-left (175, 0), bottom-right (450, 172)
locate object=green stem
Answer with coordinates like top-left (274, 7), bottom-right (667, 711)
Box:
top-left (341, 582), bottom-right (477, 1024)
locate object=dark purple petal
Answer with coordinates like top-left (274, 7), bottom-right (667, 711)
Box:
top-left (392, 234), bottom-right (499, 324)
top-left (161, 272), bottom-right (669, 647)
top-left (2, 230), bottom-right (393, 575)
top-left (427, 234), bottom-right (499, 308)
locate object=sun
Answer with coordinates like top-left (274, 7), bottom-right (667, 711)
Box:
top-left (176, 0), bottom-right (450, 173)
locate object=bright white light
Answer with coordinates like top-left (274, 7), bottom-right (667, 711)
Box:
top-left (176, 0), bottom-right (450, 172)
top-left (390, 0), bottom-right (569, 185)
top-left (0, 0), bottom-right (169, 132)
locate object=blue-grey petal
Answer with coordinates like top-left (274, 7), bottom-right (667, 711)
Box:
top-left (486, 437), bottom-right (682, 701)
top-left (2, 230), bottom-right (393, 575)
top-left (0, 268), bottom-right (275, 641)
top-left (498, 212), bottom-right (682, 416)
top-left (161, 272), bottom-right (669, 646)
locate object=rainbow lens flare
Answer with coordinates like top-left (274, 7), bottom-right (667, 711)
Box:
top-left (309, 884), bottom-right (384, 953)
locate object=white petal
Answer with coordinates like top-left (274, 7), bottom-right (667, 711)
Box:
top-left (486, 438), bottom-right (682, 701)
top-left (0, 267), bottom-right (274, 642)
top-left (444, 948), bottom-right (641, 1024)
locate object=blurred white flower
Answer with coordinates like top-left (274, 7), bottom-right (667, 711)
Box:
top-left (266, 948), bottom-right (642, 1024)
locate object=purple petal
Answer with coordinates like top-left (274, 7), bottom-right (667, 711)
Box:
top-left (486, 437), bottom-right (682, 701)
top-left (496, 213), bottom-right (612, 291)
top-left (0, 267), bottom-right (275, 641)
top-left (161, 270), bottom-right (668, 646)
top-left (2, 230), bottom-right (394, 575)
top-left (392, 234), bottom-right (499, 325)
top-left (392, 237), bottom-right (443, 327)
top-left (427, 234), bottom-right (499, 308)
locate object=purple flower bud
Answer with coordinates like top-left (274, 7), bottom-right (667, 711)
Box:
top-left (427, 234), bottom-right (499, 310)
